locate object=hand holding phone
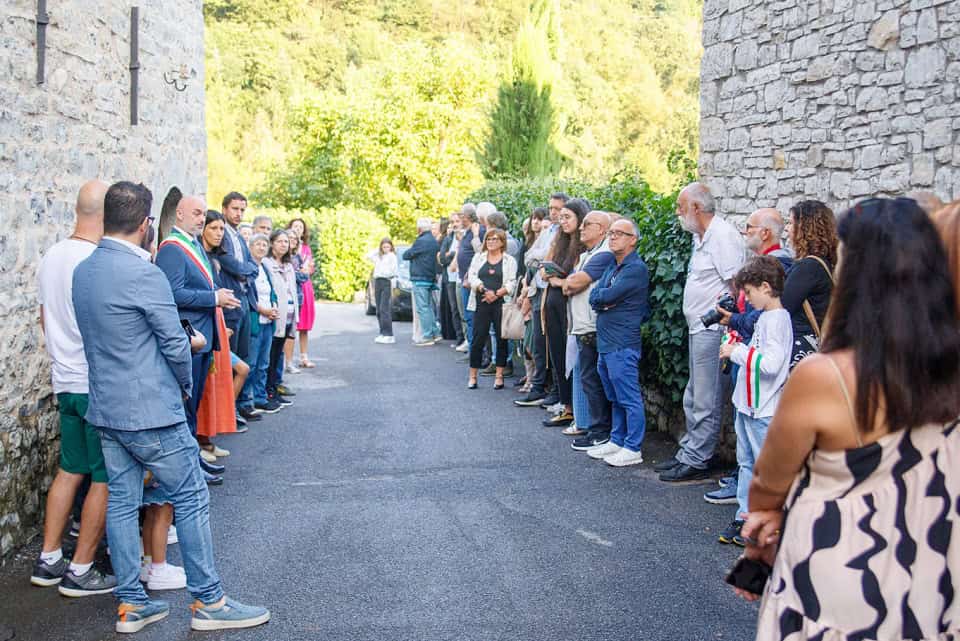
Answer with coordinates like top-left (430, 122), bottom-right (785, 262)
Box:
top-left (725, 555), bottom-right (771, 597)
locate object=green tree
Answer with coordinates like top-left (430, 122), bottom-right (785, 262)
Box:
top-left (478, 0), bottom-right (564, 179)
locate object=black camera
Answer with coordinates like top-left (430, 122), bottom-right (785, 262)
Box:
top-left (700, 293), bottom-right (737, 327)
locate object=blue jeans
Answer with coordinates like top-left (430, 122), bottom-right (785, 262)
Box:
top-left (572, 360), bottom-right (592, 429)
top-left (597, 347), bottom-right (646, 452)
top-left (242, 321), bottom-right (274, 406)
top-left (460, 283), bottom-right (474, 343)
top-left (734, 411), bottom-right (772, 519)
top-left (97, 423), bottom-right (223, 606)
top-left (413, 282), bottom-right (440, 339)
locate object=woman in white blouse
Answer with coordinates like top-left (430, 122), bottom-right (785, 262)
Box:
top-left (367, 238), bottom-right (399, 344)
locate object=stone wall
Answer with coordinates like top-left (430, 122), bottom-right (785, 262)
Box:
top-left (699, 0), bottom-right (959, 219)
top-left (0, 1), bottom-right (206, 556)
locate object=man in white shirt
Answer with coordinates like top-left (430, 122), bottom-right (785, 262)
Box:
top-left (659, 182), bottom-right (746, 483)
top-left (31, 180), bottom-right (117, 596)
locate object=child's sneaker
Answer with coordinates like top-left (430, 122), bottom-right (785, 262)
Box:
top-left (190, 596), bottom-right (271, 631)
top-left (116, 600), bottom-right (170, 634)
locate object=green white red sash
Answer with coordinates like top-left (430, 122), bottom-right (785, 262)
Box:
top-left (160, 228), bottom-right (214, 286)
top-left (745, 347), bottom-right (762, 409)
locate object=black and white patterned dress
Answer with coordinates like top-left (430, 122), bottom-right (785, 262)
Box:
top-left (756, 419), bottom-right (960, 640)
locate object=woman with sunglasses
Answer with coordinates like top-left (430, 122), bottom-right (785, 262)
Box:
top-left (781, 200), bottom-right (838, 368)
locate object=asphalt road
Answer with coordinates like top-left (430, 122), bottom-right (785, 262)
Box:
top-left (0, 302), bottom-right (757, 641)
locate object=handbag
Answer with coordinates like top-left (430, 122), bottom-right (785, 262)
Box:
top-left (801, 256), bottom-right (835, 342)
top-left (500, 302), bottom-right (525, 340)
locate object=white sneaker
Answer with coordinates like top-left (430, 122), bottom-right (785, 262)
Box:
top-left (604, 448), bottom-right (644, 467)
top-left (374, 335), bottom-right (388, 344)
top-left (146, 563), bottom-right (186, 591)
top-left (587, 443), bottom-right (621, 459)
top-left (383, 336), bottom-right (395, 344)
top-left (285, 364), bottom-right (301, 374)
top-left (546, 402), bottom-right (564, 415)
top-left (167, 526), bottom-right (178, 545)
top-left (206, 445), bottom-right (229, 457)
top-left (199, 449), bottom-right (217, 463)
top-left (455, 341), bottom-right (469, 352)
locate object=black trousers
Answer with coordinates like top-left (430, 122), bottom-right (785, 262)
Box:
top-left (266, 323), bottom-right (293, 396)
top-left (470, 299), bottom-right (508, 369)
top-left (577, 335), bottom-right (611, 435)
top-left (444, 281), bottom-right (464, 343)
top-left (544, 286), bottom-right (571, 405)
top-left (374, 277), bottom-right (393, 337)
top-left (227, 298), bottom-right (251, 362)
top-left (529, 289), bottom-right (548, 394)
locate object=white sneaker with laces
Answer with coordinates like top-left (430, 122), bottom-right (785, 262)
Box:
top-left (604, 448), bottom-right (644, 467)
top-left (374, 335), bottom-right (387, 344)
top-left (146, 563), bottom-right (186, 591)
top-left (383, 336), bottom-right (395, 344)
top-left (587, 443), bottom-right (621, 460)
top-left (455, 341), bottom-right (469, 352)
top-left (285, 364), bottom-right (302, 374)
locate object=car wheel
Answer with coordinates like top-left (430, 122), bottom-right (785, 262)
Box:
top-left (365, 283), bottom-right (376, 316)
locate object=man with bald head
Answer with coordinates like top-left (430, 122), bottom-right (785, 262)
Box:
top-left (659, 182), bottom-right (745, 483)
top-left (156, 194), bottom-right (240, 478)
top-left (556, 211), bottom-right (615, 449)
top-left (32, 180), bottom-right (117, 595)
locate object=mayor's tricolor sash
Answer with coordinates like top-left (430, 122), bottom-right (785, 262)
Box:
top-left (160, 228), bottom-right (214, 286)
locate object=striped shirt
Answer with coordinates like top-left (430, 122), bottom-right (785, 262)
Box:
top-left (728, 308), bottom-right (792, 418)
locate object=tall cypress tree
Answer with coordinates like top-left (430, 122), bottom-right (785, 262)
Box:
top-left (478, 1), bottom-right (564, 179)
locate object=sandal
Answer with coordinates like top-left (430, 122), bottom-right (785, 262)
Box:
top-left (468, 378), bottom-right (478, 390)
top-left (300, 356), bottom-right (316, 368)
top-left (494, 377), bottom-right (505, 390)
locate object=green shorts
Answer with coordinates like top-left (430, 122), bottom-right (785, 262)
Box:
top-left (57, 393), bottom-right (107, 483)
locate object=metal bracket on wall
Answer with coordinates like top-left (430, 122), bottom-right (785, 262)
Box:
top-left (129, 6), bottom-right (140, 125)
top-left (36, 0), bottom-right (49, 84)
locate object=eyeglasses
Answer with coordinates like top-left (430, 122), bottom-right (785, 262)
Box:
top-left (580, 221), bottom-right (603, 230)
top-left (607, 230), bottom-right (636, 239)
top-left (145, 215), bottom-right (155, 225)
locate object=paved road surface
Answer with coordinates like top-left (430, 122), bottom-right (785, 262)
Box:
top-left (0, 303), bottom-right (757, 641)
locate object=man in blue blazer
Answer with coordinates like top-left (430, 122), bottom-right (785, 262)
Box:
top-left (155, 194), bottom-right (240, 440)
top-left (219, 191), bottom-right (260, 420)
top-left (73, 181), bottom-right (269, 633)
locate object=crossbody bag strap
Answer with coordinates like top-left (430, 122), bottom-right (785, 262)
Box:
top-left (802, 255), bottom-right (834, 340)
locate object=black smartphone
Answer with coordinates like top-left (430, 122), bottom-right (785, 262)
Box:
top-left (181, 319), bottom-right (197, 337)
top-left (540, 260), bottom-right (568, 278)
top-left (724, 556), bottom-right (771, 595)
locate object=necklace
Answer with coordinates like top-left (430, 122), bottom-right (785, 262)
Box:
top-left (69, 234), bottom-right (97, 245)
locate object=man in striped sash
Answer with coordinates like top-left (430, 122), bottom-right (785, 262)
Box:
top-left (156, 196), bottom-right (240, 444)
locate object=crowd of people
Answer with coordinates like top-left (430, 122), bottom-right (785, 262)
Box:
top-left (29, 181), bottom-right (328, 633)
top-left (377, 185), bottom-right (960, 639)
top-left (28, 171), bottom-right (960, 640)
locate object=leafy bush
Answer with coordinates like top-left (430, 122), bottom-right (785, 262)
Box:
top-left (257, 206), bottom-right (389, 303)
top-left (467, 170), bottom-right (691, 402)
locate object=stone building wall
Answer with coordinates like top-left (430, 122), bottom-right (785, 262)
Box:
top-left (699, 0), bottom-right (959, 219)
top-left (0, 1), bottom-right (206, 556)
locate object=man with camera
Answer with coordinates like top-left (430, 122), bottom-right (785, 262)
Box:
top-left (658, 183), bottom-right (745, 483)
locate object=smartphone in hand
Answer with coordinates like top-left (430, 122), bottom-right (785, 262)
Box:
top-left (724, 556), bottom-right (771, 596)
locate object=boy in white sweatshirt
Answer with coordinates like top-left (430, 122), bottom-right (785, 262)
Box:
top-left (717, 255), bottom-right (792, 545)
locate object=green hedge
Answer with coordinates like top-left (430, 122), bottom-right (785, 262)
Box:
top-left (467, 171), bottom-right (691, 402)
top-left (254, 206), bottom-right (389, 303)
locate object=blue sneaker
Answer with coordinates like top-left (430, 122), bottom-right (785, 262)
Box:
top-left (703, 483), bottom-right (738, 505)
top-left (718, 474), bottom-right (737, 488)
top-left (190, 596), bottom-right (271, 631)
top-left (116, 600), bottom-right (169, 634)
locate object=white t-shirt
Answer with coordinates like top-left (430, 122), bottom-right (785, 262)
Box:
top-left (729, 308), bottom-right (793, 418)
top-left (683, 215), bottom-right (746, 333)
top-left (254, 264), bottom-right (273, 324)
top-left (37, 238), bottom-right (97, 394)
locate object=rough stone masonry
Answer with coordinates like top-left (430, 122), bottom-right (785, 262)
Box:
top-left (0, 1), bottom-right (206, 556)
top-left (699, 0), bottom-right (959, 219)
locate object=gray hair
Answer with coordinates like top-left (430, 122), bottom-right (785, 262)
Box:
top-left (238, 222), bottom-right (253, 230)
top-left (416, 218), bottom-right (433, 232)
top-left (681, 182), bottom-right (716, 215)
top-left (486, 211), bottom-right (509, 230)
top-left (252, 214), bottom-right (273, 227)
top-left (476, 201), bottom-right (496, 221)
top-left (461, 203), bottom-right (477, 216)
top-left (248, 233), bottom-right (270, 246)
top-left (756, 209), bottom-right (785, 239)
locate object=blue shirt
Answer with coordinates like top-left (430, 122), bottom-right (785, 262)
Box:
top-left (589, 251), bottom-right (651, 354)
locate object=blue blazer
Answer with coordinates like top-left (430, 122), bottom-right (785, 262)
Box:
top-left (217, 224), bottom-right (259, 325)
top-left (155, 234), bottom-right (218, 353)
top-left (73, 238), bottom-right (193, 430)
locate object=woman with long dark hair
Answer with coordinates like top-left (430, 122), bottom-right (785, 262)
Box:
top-left (539, 198), bottom-right (589, 427)
top-left (367, 237), bottom-right (398, 344)
top-left (781, 200), bottom-right (838, 367)
top-left (735, 198), bottom-right (960, 641)
top-left (466, 228), bottom-right (517, 389)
